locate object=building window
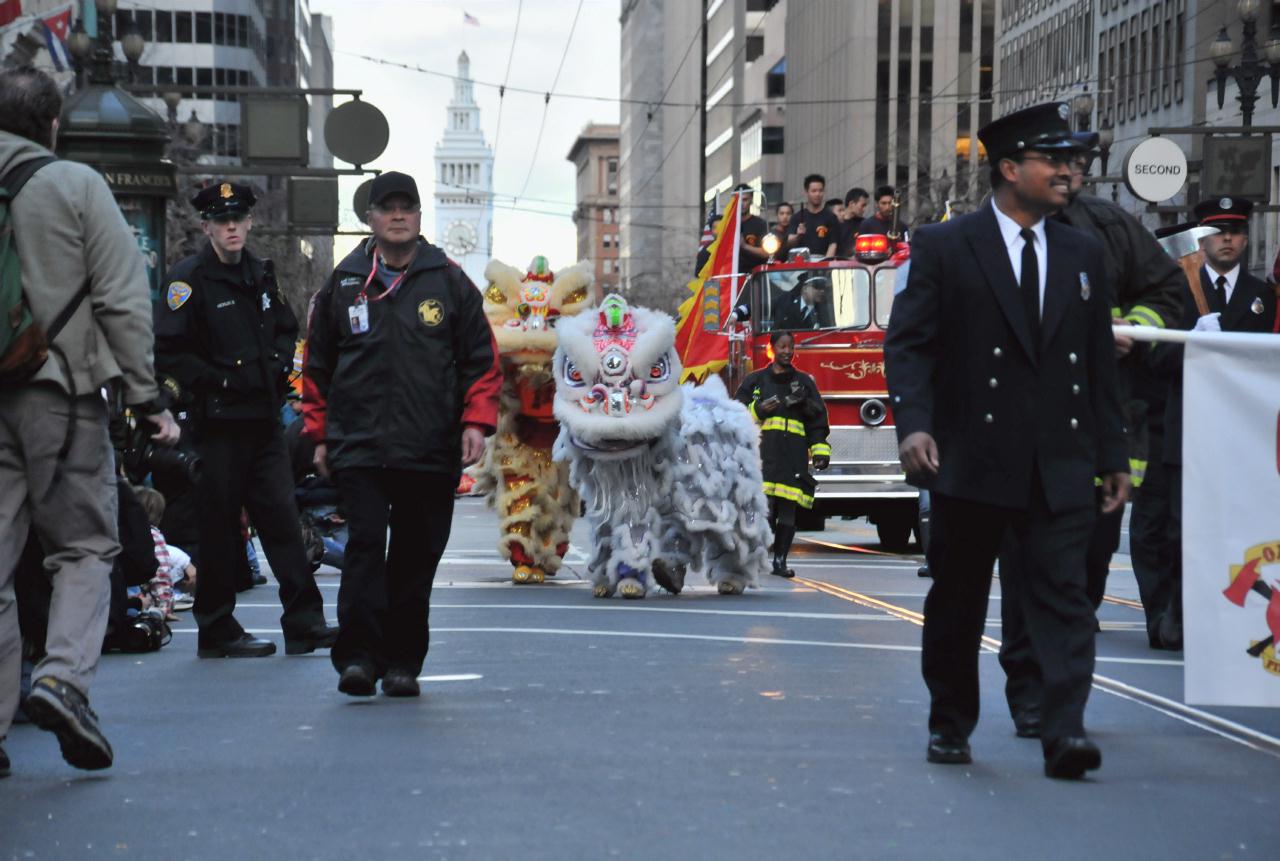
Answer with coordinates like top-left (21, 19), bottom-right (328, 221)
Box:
top-left (606, 158), bottom-right (618, 195)
top-left (762, 125), bottom-right (784, 155)
top-left (741, 117), bottom-right (762, 169)
top-left (603, 234), bottom-right (612, 249)
top-left (766, 56), bottom-right (785, 98)
top-left (745, 35), bottom-right (764, 63)
top-left (602, 260), bottom-right (612, 275)
top-left (195, 12), bottom-right (211, 43)
top-left (175, 11), bottom-right (192, 43)
top-left (155, 10), bottom-right (171, 42)
top-left (603, 208), bottom-right (612, 224)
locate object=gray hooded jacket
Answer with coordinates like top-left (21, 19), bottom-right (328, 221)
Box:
top-left (0, 130), bottom-right (157, 405)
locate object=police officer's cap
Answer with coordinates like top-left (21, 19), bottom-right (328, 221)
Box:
top-left (369, 171), bottom-right (420, 208)
top-left (977, 102), bottom-right (1082, 163)
top-left (1193, 196), bottom-right (1253, 225)
top-left (191, 181), bottom-right (256, 219)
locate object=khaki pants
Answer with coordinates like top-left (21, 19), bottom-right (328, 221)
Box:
top-left (0, 385), bottom-right (117, 740)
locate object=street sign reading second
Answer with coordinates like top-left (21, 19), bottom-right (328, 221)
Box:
top-left (1122, 137), bottom-right (1188, 203)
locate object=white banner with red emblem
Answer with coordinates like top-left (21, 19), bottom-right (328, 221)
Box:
top-left (1182, 330), bottom-right (1280, 707)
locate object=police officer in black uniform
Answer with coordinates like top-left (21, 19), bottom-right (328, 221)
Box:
top-left (885, 103), bottom-right (1129, 780)
top-left (155, 181), bottom-right (336, 658)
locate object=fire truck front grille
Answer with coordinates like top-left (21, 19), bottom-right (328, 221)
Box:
top-left (827, 426), bottom-right (901, 464)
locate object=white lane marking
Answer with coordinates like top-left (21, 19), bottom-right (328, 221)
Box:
top-left (418, 674), bottom-right (483, 682)
top-left (228, 602), bottom-right (894, 621)
top-left (166, 627), bottom-right (921, 652)
top-left (312, 581), bottom-right (802, 592)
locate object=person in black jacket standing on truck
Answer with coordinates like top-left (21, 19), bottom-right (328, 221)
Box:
top-left (303, 172), bottom-right (501, 699)
top-left (155, 181), bottom-right (335, 659)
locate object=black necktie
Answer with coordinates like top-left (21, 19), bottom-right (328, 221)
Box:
top-left (1214, 275), bottom-right (1228, 313)
top-left (1020, 228), bottom-right (1041, 343)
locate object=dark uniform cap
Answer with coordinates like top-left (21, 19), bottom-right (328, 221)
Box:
top-left (1071, 130), bottom-right (1100, 151)
top-left (1193, 196), bottom-right (1254, 225)
top-left (977, 102), bottom-right (1082, 162)
top-left (369, 171), bottom-right (420, 207)
top-left (191, 180), bottom-right (256, 219)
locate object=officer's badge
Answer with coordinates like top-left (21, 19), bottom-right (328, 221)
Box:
top-left (1079, 271), bottom-right (1091, 301)
top-left (166, 281), bottom-right (193, 310)
top-left (418, 299), bottom-right (444, 327)
top-left (220, 183), bottom-right (233, 199)
top-left (1251, 296), bottom-right (1265, 315)
top-left (1220, 197), bottom-right (1233, 210)
top-left (1058, 104), bottom-right (1070, 121)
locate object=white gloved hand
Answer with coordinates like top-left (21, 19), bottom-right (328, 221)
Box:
top-left (1193, 312), bottom-right (1222, 332)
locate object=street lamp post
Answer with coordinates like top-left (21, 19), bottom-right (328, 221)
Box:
top-left (1210, 0), bottom-right (1280, 128)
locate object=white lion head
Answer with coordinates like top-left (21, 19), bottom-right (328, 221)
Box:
top-left (553, 295), bottom-right (684, 459)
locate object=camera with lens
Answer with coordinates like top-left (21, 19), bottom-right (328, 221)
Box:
top-left (122, 420), bottom-right (202, 485)
top-left (110, 608), bottom-right (172, 653)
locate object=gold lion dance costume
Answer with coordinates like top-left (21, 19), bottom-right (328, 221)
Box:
top-left (472, 256), bottom-right (595, 584)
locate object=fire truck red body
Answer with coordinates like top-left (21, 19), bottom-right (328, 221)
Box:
top-left (724, 238), bottom-right (918, 549)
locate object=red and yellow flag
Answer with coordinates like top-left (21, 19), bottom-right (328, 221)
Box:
top-left (674, 192), bottom-right (741, 383)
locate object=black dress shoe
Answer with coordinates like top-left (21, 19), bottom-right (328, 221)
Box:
top-left (1043, 736), bottom-right (1101, 779)
top-left (917, 566), bottom-right (931, 578)
top-left (338, 662), bottom-right (376, 697)
top-left (382, 669), bottom-right (421, 698)
top-left (252, 573), bottom-right (269, 586)
top-left (1012, 708), bottom-right (1042, 739)
top-left (926, 734), bottom-right (971, 764)
top-left (197, 634), bottom-right (277, 658)
top-left (284, 624), bottom-right (339, 655)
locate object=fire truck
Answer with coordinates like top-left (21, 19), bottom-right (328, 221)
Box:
top-left (724, 233), bottom-right (919, 549)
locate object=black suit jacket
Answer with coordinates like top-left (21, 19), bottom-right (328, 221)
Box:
top-left (885, 204), bottom-right (1128, 513)
top-left (1158, 267), bottom-right (1278, 466)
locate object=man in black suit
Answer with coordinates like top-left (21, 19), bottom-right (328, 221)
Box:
top-left (885, 102), bottom-right (1130, 780)
top-left (772, 273), bottom-right (829, 330)
top-left (1153, 196), bottom-right (1278, 649)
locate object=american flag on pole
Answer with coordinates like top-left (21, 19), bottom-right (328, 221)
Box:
top-left (463, 11), bottom-right (480, 25)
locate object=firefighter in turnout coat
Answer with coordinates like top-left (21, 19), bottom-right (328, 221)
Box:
top-left (735, 330), bottom-right (830, 578)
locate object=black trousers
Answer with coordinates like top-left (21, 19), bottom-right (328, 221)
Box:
top-left (331, 468), bottom-right (455, 676)
top-left (924, 475), bottom-right (1096, 745)
top-left (997, 487), bottom-right (1119, 716)
top-left (1130, 435), bottom-right (1177, 639)
top-left (192, 419), bottom-right (324, 647)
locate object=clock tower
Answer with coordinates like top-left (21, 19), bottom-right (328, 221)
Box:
top-left (433, 51), bottom-right (494, 286)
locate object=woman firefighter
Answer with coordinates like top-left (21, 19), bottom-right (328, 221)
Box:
top-left (735, 329), bottom-right (830, 577)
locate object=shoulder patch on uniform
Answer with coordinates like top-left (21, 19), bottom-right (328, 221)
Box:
top-left (166, 281), bottom-right (193, 310)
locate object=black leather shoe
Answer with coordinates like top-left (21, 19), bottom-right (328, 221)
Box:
top-left (926, 734), bottom-right (971, 764)
top-left (0, 743), bottom-right (10, 778)
top-left (382, 669), bottom-right (421, 698)
top-left (917, 566), bottom-right (931, 578)
top-left (252, 572), bottom-right (269, 587)
top-left (197, 634), bottom-right (277, 658)
top-left (1043, 736), bottom-right (1101, 779)
top-left (1012, 708), bottom-right (1042, 739)
top-left (338, 663), bottom-right (376, 697)
top-left (284, 624), bottom-right (339, 655)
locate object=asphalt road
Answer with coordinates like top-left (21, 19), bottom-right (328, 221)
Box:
top-left (2, 499), bottom-right (1277, 860)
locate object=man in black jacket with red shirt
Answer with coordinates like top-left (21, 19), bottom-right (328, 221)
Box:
top-left (303, 172), bottom-right (500, 698)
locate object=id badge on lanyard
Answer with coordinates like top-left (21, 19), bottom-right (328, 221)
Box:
top-left (348, 297), bottom-right (370, 334)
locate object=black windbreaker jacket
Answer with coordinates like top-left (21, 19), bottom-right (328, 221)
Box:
top-left (302, 238), bottom-right (500, 477)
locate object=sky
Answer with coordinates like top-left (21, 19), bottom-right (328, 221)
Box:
top-left (309, 0), bottom-right (621, 270)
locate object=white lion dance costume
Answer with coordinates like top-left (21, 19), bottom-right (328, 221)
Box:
top-left (473, 256), bottom-right (594, 584)
top-left (552, 294), bottom-right (773, 599)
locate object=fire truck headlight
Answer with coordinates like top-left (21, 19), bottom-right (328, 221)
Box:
top-left (762, 233), bottom-right (781, 256)
top-left (860, 398), bottom-right (887, 426)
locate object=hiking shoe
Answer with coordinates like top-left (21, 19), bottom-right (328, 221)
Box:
top-left (381, 669), bottom-right (420, 698)
top-left (24, 677), bottom-right (113, 771)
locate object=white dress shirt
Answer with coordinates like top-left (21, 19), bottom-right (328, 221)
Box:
top-left (1203, 263), bottom-right (1239, 303)
top-left (991, 200), bottom-right (1047, 317)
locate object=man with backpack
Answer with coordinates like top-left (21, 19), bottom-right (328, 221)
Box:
top-left (0, 66), bottom-right (179, 777)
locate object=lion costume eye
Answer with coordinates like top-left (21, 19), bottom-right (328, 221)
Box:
top-left (648, 356), bottom-right (669, 381)
top-left (564, 361), bottom-right (585, 386)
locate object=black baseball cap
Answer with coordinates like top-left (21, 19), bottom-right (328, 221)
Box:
top-left (369, 171), bottom-right (420, 208)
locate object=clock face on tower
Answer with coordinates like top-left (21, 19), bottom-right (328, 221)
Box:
top-left (444, 219), bottom-right (479, 256)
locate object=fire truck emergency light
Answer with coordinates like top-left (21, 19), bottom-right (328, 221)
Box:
top-left (855, 234), bottom-right (891, 262)
top-left (761, 233), bottom-right (781, 256)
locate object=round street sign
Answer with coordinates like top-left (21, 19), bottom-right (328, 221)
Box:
top-left (353, 178), bottom-right (374, 224)
top-left (1123, 137), bottom-right (1188, 203)
top-left (325, 100), bottom-right (390, 166)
